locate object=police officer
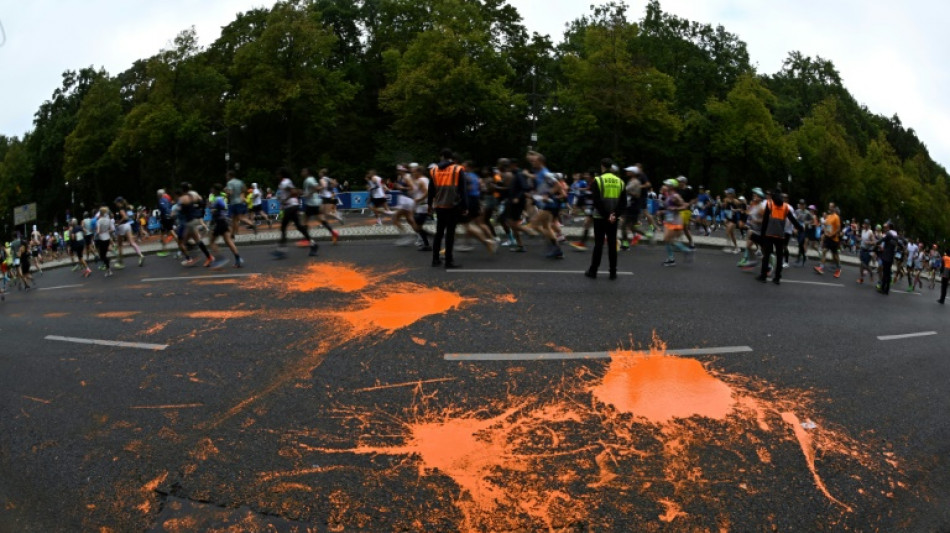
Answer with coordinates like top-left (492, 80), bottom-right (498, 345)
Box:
top-left (585, 158), bottom-right (627, 280)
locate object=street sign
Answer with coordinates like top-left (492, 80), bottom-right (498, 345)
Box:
top-left (13, 203), bottom-right (37, 225)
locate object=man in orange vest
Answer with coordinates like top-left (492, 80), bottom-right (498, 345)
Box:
top-left (758, 188), bottom-right (803, 285)
top-left (428, 148), bottom-right (469, 269)
top-left (938, 249), bottom-right (950, 304)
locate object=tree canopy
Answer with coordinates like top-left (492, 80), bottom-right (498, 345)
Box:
top-left (1, 0), bottom-right (947, 241)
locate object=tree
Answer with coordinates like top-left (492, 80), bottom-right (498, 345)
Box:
top-left (226, 2), bottom-right (356, 168)
top-left (63, 76), bottom-right (123, 206)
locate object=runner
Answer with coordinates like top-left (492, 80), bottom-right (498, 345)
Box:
top-left (457, 161), bottom-right (495, 254)
top-left (301, 167), bottom-right (338, 243)
top-left (207, 184), bottom-right (244, 268)
top-left (721, 188), bottom-right (742, 254)
top-left (113, 197), bottom-right (145, 267)
top-left (659, 179), bottom-right (694, 266)
top-left (569, 171), bottom-right (595, 251)
top-left (177, 183), bottom-right (216, 267)
top-left (273, 168), bottom-right (319, 259)
top-left (676, 176), bottom-right (696, 248)
top-left (857, 219), bottom-right (876, 284)
top-left (318, 168), bottom-right (344, 225)
top-left (225, 171), bottom-right (256, 236)
top-left (524, 152), bottom-right (564, 259)
top-left (737, 188), bottom-right (766, 269)
top-left (619, 166), bottom-right (645, 250)
top-left (68, 218), bottom-right (92, 277)
top-left (94, 207), bottom-right (116, 278)
top-left (249, 182), bottom-right (269, 228)
top-left (366, 169), bottom-right (393, 225)
top-left (391, 167), bottom-right (423, 246)
top-left (501, 158), bottom-right (531, 253)
top-left (814, 202), bottom-right (842, 278)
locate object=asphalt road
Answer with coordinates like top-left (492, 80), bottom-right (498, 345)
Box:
top-left (1, 238), bottom-right (947, 531)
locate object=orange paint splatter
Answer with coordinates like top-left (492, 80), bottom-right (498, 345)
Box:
top-left (781, 411), bottom-right (853, 512)
top-left (136, 471), bottom-right (168, 514)
top-left (335, 288), bottom-right (464, 334)
top-left (191, 278), bottom-right (241, 286)
top-left (658, 498), bottom-right (687, 522)
top-left (97, 311), bottom-right (140, 319)
top-left (411, 336), bottom-right (427, 346)
top-left (592, 349), bottom-right (736, 423)
top-left (43, 312), bottom-right (69, 318)
top-left (257, 262), bottom-right (373, 293)
top-left (495, 293), bottom-right (518, 303)
top-left (141, 321), bottom-right (169, 335)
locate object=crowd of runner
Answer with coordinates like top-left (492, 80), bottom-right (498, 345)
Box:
top-left (2, 151), bottom-right (949, 303)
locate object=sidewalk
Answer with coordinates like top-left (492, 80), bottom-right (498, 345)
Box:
top-left (35, 216), bottom-right (863, 271)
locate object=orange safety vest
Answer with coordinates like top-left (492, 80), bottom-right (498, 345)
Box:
top-left (431, 164), bottom-right (463, 188)
top-left (764, 200), bottom-right (789, 238)
top-left (943, 254), bottom-right (950, 270)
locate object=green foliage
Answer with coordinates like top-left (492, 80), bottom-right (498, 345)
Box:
top-left (0, 0), bottom-right (947, 240)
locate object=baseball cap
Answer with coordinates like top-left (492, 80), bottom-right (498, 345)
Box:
top-left (663, 179), bottom-right (678, 187)
top-left (751, 187), bottom-right (764, 198)
top-left (676, 176), bottom-right (687, 183)
top-left (725, 188), bottom-right (735, 194)
top-left (624, 166), bottom-right (638, 172)
top-left (808, 205), bottom-right (817, 211)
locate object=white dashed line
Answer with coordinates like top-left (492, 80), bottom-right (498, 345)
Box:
top-left (445, 345), bottom-right (753, 361)
top-left (877, 331), bottom-right (937, 341)
top-left (45, 335), bottom-right (168, 351)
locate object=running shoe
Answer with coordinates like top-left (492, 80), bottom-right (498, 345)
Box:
top-left (509, 246), bottom-right (527, 253)
top-left (203, 256), bottom-right (215, 267)
top-left (105, 271), bottom-right (113, 277)
top-left (309, 243), bottom-right (320, 257)
top-left (782, 262), bottom-right (789, 269)
top-left (71, 265), bottom-right (80, 272)
top-left (813, 265), bottom-right (824, 275)
top-left (295, 239), bottom-right (310, 247)
top-left (546, 247), bottom-right (564, 259)
top-left (570, 242), bottom-right (588, 251)
top-left (833, 269), bottom-right (841, 279)
top-left (138, 255), bottom-right (145, 267)
top-left (83, 268), bottom-right (91, 278)
top-left (331, 230), bottom-right (339, 244)
top-left (271, 249), bottom-right (287, 260)
top-left (456, 244), bottom-right (475, 252)
top-left (156, 252), bottom-right (169, 257)
top-left (663, 259), bottom-right (676, 267)
top-left (857, 278), bottom-right (864, 284)
top-left (737, 258), bottom-right (748, 267)
top-left (234, 257), bottom-right (245, 268)
top-left (182, 257), bottom-right (198, 267)
top-left (114, 262), bottom-right (126, 270)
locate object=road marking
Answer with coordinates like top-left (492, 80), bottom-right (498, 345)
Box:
top-left (448, 269), bottom-right (634, 276)
top-left (37, 284), bottom-right (84, 291)
top-left (445, 345), bottom-right (753, 361)
top-left (141, 273), bottom-right (259, 282)
top-left (45, 335), bottom-right (168, 351)
top-left (892, 290), bottom-right (922, 297)
top-left (877, 331), bottom-right (937, 341)
top-left (781, 280), bottom-right (844, 288)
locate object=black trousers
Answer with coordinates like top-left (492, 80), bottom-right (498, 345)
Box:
top-left (96, 239), bottom-right (111, 269)
top-left (760, 236), bottom-right (784, 281)
top-left (880, 260), bottom-right (893, 294)
top-left (280, 205), bottom-right (310, 246)
top-left (433, 208), bottom-right (459, 264)
top-left (589, 217), bottom-right (618, 274)
top-left (940, 276), bottom-right (948, 302)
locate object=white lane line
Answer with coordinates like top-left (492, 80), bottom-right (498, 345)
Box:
top-left (892, 290), bottom-right (922, 297)
top-left (37, 284), bottom-right (84, 291)
top-left (445, 345), bottom-right (752, 361)
top-left (141, 273), bottom-right (259, 282)
top-left (448, 269), bottom-right (634, 276)
top-left (45, 335), bottom-right (168, 351)
top-left (877, 331), bottom-right (937, 341)
top-left (781, 280), bottom-right (844, 288)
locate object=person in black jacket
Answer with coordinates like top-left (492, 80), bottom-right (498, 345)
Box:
top-left (758, 189), bottom-right (803, 285)
top-left (428, 148), bottom-right (469, 269)
top-left (876, 222), bottom-right (899, 295)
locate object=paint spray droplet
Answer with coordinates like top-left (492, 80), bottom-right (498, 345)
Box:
top-left (592, 349), bottom-right (736, 423)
